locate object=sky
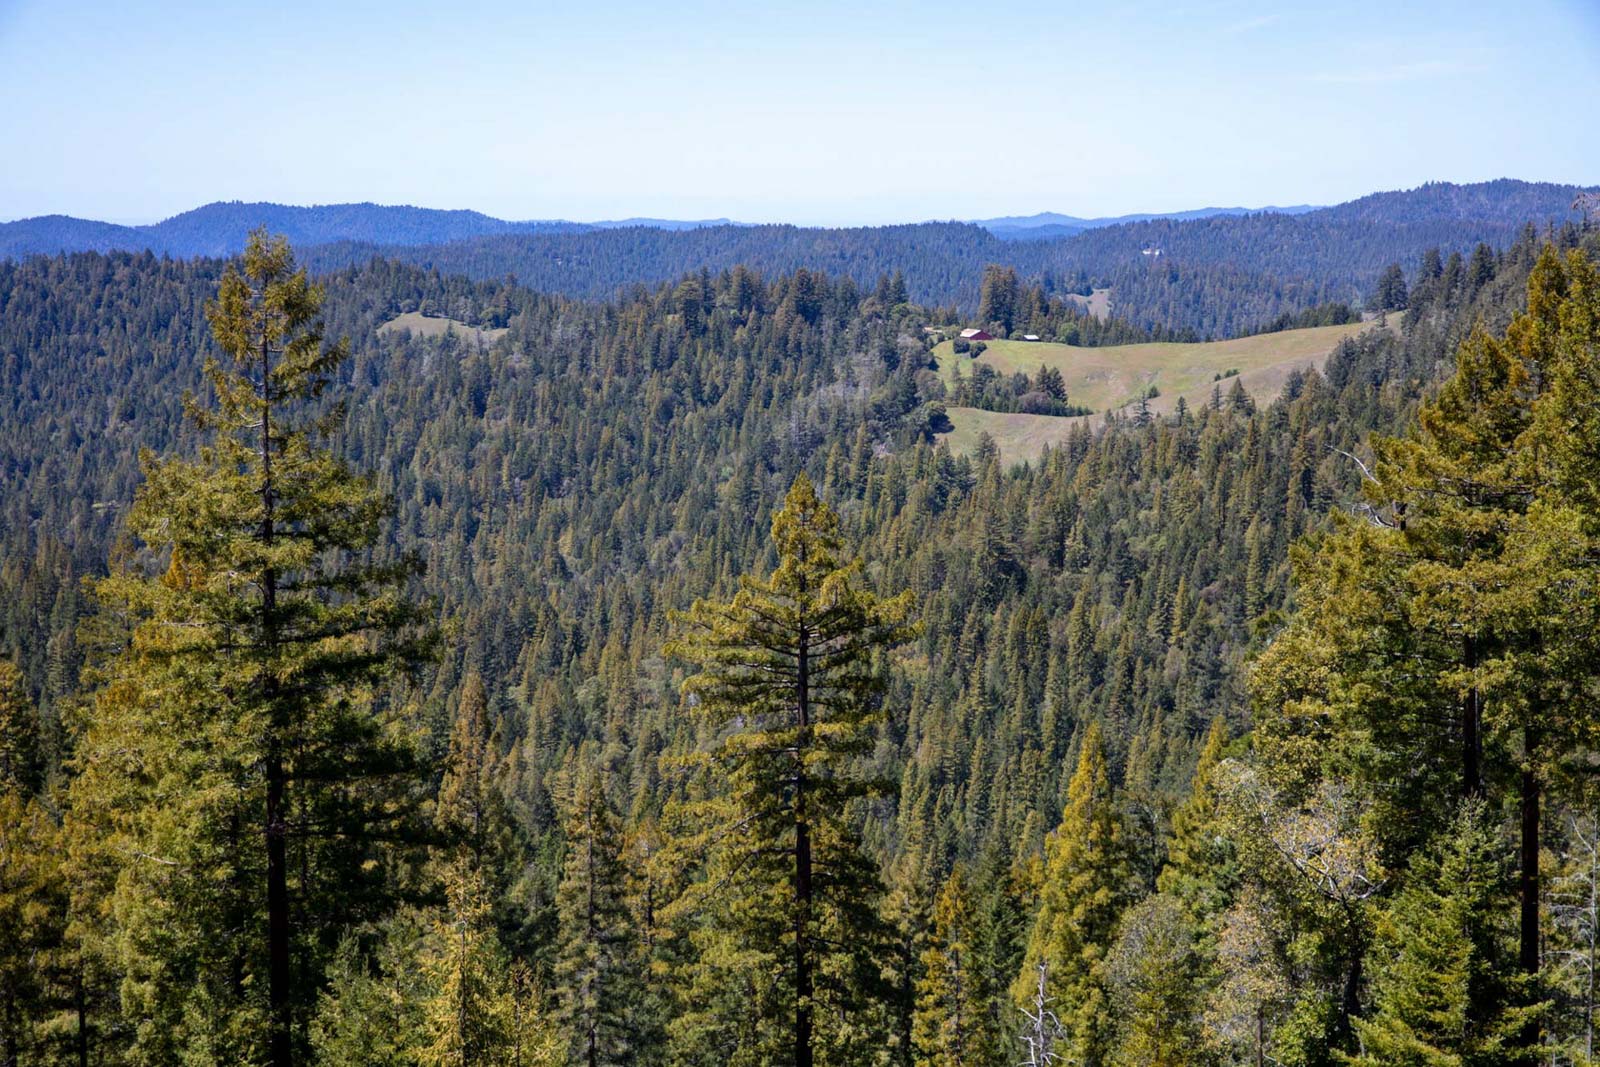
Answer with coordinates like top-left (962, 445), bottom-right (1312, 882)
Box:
top-left (2, 0), bottom-right (1597, 226)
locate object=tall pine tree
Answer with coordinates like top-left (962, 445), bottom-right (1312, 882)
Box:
top-left (555, 768), bottom-right (642, 1067)
top-left (70, 230), bottom-right (433, 1065)
top-left (1346, 801), bottom-right (1539, 1066)
top-left (666, 474), bottom-right (917, 1067)
top-left (1016, 721), bottom-right (1131, 1067)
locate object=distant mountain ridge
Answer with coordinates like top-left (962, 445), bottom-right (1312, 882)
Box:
top-left (0, 202), bottom-right (748, 259)
top-left (10, 180), bottom-right (1577, 260)
top-left (2, 180), bottom-right (1593, 337)
top-left (0, 199), bottom-right (1302, 255)
top-left (0, 201), bottom-right (564, 258)
top-left (588, 217), bottom-right (744, 231)
top-left (975, 204), bottom-right (1321, 239)
top-left (282, 180), bottom-right (1590, 324)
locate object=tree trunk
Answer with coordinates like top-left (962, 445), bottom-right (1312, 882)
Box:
top-left (1462, 638), bottom-right (1482, 796)
top-left (261, 326), bottom-right (293, 1067)
top-left (267, 753), bottom-right (291, 1067)
top-left (1337, 937), bottom-right (1363, 1047)
top-left (795, 624), bottom-right (813, 1067)
top-left (1520, 725), bottom-right (1542, 1054)
top-left (75, 965), bottom-right (88, 1067)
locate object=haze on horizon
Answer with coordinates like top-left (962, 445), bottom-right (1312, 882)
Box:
top-left (2, 0), bottom-right (1598, 227)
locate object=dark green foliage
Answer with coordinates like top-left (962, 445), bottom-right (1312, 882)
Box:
top-left (1346, 801), bottom-right (1539, 1067)
top-left (1264, 302), bottom-right (1361, 332)
top-left (664, 475), bottom-right (917, 1067)
top-left (977, 265), bottom-right (1023, 335)
top-left (0, 662), bottom-right (42, 794)
top-left (282, 180), bottom-right (1591, 335)
top-left (555, 770), bottom-right (644, 1067)
top-left (948, 362), bottom-right (1094, 416)
top-left (1372, 263), bottom-right (1409, 311)
top-left (2, 217), bottom-right (1597, 1064)
top-left (64, 231), bottom-right (435, 1064)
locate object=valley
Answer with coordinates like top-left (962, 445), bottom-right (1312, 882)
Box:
top-left (6, 1), bottom-right (1599, 1060)
top-left (2, 107), bottom-right (1598, 1067)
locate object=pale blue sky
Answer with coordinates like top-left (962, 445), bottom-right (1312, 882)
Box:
top-left (2, 0), bottom-right (1597, 225)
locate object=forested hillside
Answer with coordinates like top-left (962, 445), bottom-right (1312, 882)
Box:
top-left (6, 182), bottom-right (1591, 338)
top-left (977, 204), bottom-right (1322, 240)
top-left (299, 181), bottom-right (1588, 336)
top-left (297, 221), bottom-right (1320, 338)
top-left (3, 219), bottom-right (1600, 1065)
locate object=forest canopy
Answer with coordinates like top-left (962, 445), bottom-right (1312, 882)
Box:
top-left (2, 217), bottom-right (1599, 1065)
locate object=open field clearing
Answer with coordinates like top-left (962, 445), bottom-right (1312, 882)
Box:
top-left (1064, 287), bottom-right (1112, 319)
top-left (939, 405), bottom-right (1093, 461)
top-left (936, 316), bottom-right (1400, 463)
top-left (377, 311), bottom-right (509, 348)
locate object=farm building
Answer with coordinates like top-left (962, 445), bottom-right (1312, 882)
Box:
top-left (959, 328), bottom-right (993, 341)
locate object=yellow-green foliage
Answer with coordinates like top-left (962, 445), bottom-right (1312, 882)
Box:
top-left (914, 869), bottom-right (997, 1067)
top-left (1016, 722), bottom-right (1132, 1067)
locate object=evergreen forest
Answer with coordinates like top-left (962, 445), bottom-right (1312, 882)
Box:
top-left (4, 204), bottom-right (1600, 1067)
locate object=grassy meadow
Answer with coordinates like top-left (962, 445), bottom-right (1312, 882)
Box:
top-left (935, 316), bottom-right (1397, 463)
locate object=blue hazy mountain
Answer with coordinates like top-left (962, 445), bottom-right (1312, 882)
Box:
top-left (3, 182), bottom-right (1590, 271)
top-left (975, 204), bottom-right (1321, 240)
top-left (0, 202), bottom-right (753, 258)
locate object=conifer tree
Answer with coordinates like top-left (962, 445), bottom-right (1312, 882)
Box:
top-left (555, 768), bottom-right (641, 1067)
top-left (1258, 247), bottom-right (1600, 1051)
top-left (967, 845), bottom-right (1028, 1065)
top-left (1346, 801), bottom-right (1539, 1067)
top-left (419, 862), bottom-right (562, 1067)
top-left (879, 867), bottom-right (927, 1067)
top-left (70, 230), bottom-right (433, 1065)
top-left (312, 868), bottom-right (563, 1065)
top-left (1016, 721), bottom-right (1131, 1067)
top-left (666, 473), bottom-right (918, 1067)
top-left (1158, 716), bottom-right (1237, 927)
top-left (0, 671), bottom-right (62, 1062)
top-left (310, 915), bottom-right (431, 1066)
top-left (1104, 893), bottom-right (1206, 1067)
top-left (913, 868), bottom-right (994, 1067)
top-left (0, 662), bottom-right (41, 794)
top-left (438, 670), bottom-right (504, 862)
top-left (1509, 244), bottom-right (1600, 970)
top-left (1372, 263), bottom-right (1409, 311)
top-left (977, 266), bottom-right (1022, 336)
